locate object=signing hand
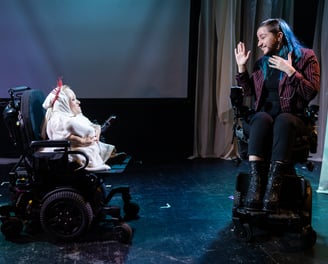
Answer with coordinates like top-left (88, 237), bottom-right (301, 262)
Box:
top-left (68, 134), bottom-right (97, 147)
top-left (84, 135), bottom-right (98, 145)
top-left (268, 52), bottom-right (296, 77)
top-left (234, 42), bottom-right (251, 73)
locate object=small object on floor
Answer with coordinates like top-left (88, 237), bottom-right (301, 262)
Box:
top-left (1, 181), bottom-right (9, 186)
top-left (160, 203), bottom-right (171, 209)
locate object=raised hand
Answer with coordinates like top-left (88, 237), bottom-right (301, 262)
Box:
top-left (234, 42), bottom-right (251, 73)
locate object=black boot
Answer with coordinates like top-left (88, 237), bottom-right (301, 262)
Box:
top-left (262, 162), bottom-right (296, 212)
top-left (245, 161), bottom-right (268, 210)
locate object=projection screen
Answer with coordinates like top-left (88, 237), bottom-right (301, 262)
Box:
top-left (0, 0), bottom-right (191, 98)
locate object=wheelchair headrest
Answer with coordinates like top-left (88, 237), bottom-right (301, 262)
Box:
top-left (3, 88), bottom-right (46, 151)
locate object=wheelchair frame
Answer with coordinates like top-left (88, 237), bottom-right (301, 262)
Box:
top-left (229, 86), bottom-right (317, 248)
top-left (0, 87), bottom-right (139, 242)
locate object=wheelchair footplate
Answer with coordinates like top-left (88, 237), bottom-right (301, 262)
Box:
top-left (232, 171), bottom-right (315, 245)
top-left (232, 206), bottom-right (316, 248)
top-left (93, 155), bottom-right (131, 174)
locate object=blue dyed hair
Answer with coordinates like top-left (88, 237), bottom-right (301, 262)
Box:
top-left (259, 18), bottom-right (304, 80)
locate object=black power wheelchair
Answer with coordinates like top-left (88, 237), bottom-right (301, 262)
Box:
top-left (230, 86), bottom-right (318, 248)
top-left (0, 87), bottom-right (139, 242)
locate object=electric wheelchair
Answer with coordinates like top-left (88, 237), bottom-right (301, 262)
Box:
top-left (0, 86), bottom-right (139, 242)
top-left (230, 86), bottom-right (318, 248)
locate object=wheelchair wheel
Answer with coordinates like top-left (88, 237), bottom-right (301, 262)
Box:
top-left (300, 225), bottom-right (317, 249)
top-left (236, 223), bottom-right (252, 242)
top-left (113, 222), bottom-right (133, 244)
top-left (40, 190), bottom-right (93, 241)
top-left (303, 180), bottom-right (313, 219)
top-left (233, 217), bottom-right (253, 242)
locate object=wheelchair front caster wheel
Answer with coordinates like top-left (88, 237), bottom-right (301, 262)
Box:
top-left (1, 217), bottom-right (24, 239)
top-left (114, 222), bottom-right (133, 244)
top-left (300, 226), bottom-right (317, 249)
top-left (234, 222), bottom-right (253, 242)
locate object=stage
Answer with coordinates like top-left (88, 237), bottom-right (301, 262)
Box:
top-left (0, 158), bottom-right (327, 263)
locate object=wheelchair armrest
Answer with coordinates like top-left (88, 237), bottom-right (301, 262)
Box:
top-left (30, 140), bottom-right (71, 148)
top-left (30, 140), bottom-right (89, 171)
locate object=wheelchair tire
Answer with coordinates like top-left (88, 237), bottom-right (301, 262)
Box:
top-left (113, 222), bottom-right (133, 244)
top-left (303, 180), bottom-right (313, 222)
top-left (236, 223), bottom-right (252, 242)
top-left (300, 225), bottom-right (317, 249)
top-left (232, 217), bottom-right (253, 242)
top-left (40, 190), bottom-right (93, 241)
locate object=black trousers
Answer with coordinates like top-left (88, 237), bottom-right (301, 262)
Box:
top-left (247, 112), bottom-right (306, 162)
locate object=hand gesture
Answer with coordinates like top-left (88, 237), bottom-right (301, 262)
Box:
top-left (82, 135), bottom-right (98, 146)
top-left (234, 42), bottom-right (251, 73)
top-left (235, 42), bottom-right (251, 65)
top-left (268, 52), bottom-right (296, 77)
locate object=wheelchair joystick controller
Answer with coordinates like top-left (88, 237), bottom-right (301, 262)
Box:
top-left (101, 115), bottom-right (117, 134)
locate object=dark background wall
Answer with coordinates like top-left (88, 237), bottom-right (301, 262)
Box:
top-left (294, 0), bottom-right (319, 48)
top-left (80, 98), bottom-right (195, 163)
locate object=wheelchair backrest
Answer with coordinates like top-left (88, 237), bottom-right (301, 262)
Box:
top-left (229, 86), bottom-right (319, 165)
top-left (3, 87), bottom-right (46, 153)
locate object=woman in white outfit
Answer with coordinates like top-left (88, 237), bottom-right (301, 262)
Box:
top-left (42, 81), bottom-right (115, 171)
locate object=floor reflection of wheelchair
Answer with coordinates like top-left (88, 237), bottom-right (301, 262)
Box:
top-left (230, 86), bottom-right (318, 249)
top-left (0, 86), bottom-right (139, 242)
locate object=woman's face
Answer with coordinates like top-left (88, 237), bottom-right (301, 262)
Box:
top-left (256, 26), bottom-right (282, 55)
top-left (68, 90), bottom-right (81, 115)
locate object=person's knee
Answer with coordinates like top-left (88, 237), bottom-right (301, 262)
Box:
top-left (274, 113), bottom-right (294, 131)
top-left (250, 112), bottom-right (273, 130)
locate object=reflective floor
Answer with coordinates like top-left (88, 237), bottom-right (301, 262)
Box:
top-left (0, 158), bottom-right (327, 263)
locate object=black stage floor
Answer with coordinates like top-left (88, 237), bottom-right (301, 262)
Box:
top-left (0, 158), bottom-right (327, 263)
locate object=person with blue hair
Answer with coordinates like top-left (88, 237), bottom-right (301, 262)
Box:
top-left (234, 18), bottom-right (320, 211)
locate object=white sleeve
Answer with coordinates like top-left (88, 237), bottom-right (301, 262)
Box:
top-left (46, 114), bottom-right (72, 140)
top-left (68, 115), bottom-right (95, 137)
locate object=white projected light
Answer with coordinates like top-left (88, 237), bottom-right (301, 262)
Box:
top-left (0, 0), bottom-right (190, 99)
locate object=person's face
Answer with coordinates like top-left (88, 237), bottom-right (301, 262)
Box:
top-left (256, 26), bottom-right (282, 55)
top-left (68, 90), bottom-right (81, 115)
